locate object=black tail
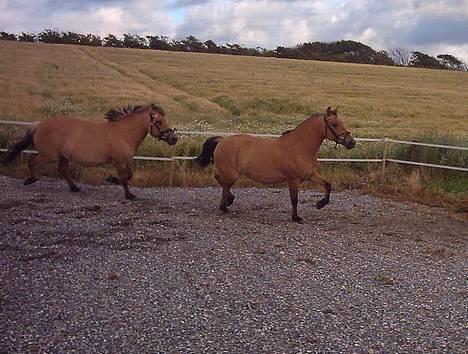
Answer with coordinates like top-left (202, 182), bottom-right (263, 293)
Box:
top-left (2, 129), bottom-right (35, 165)
top-left (194, 136), bottom-right (222, 167)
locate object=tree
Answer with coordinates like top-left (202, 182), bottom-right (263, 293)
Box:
top-left (38, 29), bottom-right (62, 44)
top-left (409, 51), bottom-right (445, 69)
top-left (18, 32), bottom-right (36, 42)
top-left (169, 39), bottom-right (184, 51)
top-left (103, 34), bottom-right (124, 48)
top-left (277, 40), bottom-right (394, 65)
top-left (78, 33), bottom-right (102, 46)
top-left (180, 35), bottom-right (205, 52)
top-left (225, 43), bottom-right (253, 56)
top-left (61, 31), bottom-right (80, 45)
top-left (204, 40), bottom-right (219, 53)
top-left (0, 31), bottom-right (17, 41)
top-left (390, 47), bottom-right (411, 66)
top-left (437, 54), bottom-right (466, 71)
top-left (123, 33), bottom-right (147, 49)
top-left (147, 35), bottom-right (171, 50)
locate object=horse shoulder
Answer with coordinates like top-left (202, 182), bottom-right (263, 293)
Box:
top-left (276, 138), bottom-right (319, 177)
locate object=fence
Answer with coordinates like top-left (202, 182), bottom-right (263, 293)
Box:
top-left (0, 120), bottom-right (467, 186)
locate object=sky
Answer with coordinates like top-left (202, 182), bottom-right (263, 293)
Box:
top-left (1, 0), bottom-right (467, 63)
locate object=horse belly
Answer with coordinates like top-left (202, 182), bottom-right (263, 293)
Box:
top-left (240, 149), bottom-right (288, 184)
top-left (62, 140), bottom-right (111, 167)
top-left (243, 167), bottom-right (286, 184)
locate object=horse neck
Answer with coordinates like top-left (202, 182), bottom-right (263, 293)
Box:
top-left (282, 116), bottom-right (325, 156)
top-left (114, 113), bottom-right (149, 149)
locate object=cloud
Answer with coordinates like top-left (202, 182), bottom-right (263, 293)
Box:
top-left (1, 0), bottom-right (468, 62)
top-left (176, 0), bottom-right (323, 47)
top-left (1, 0), bottom-right (176, 36)
top-left (174, 0), bottom-right (468, 62)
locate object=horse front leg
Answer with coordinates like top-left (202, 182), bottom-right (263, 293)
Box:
top-left (288, 180), bottom-right (303, 223)
top-left (309, 172), bottom-right (331, 209)
top-left (113, 161), bottom-right (135, 200)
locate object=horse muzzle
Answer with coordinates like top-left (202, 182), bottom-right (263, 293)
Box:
top-left (162, 131), bottom-right (178, 145)
top-left (344, 135), bottom-right (356, 150)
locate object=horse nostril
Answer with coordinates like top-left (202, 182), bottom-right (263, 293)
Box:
top-left (346, 139), bottom-right (356, 149)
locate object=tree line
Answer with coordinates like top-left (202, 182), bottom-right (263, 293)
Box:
top-left (1, 29), bottom-right (466, 71)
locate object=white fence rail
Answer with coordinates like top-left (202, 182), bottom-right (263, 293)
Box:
top-left (1, 120), bottom-right (467, 184)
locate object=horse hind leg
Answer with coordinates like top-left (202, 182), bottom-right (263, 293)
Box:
top-left (58, 156), bottom-right (80, 192)
top-left (126, 164), bottom-right (133, 181)
top-left (24, 155), bottom-right (39, 185)
top-left (220, 185), bottom-right (234, 212)
top-left (24, 153), bottom-right (56, 185)
top-left (215, 173), bottom-right (235, 212)
top-left (288, 180), bottom-right (303, 223)
top-left (226, 192), bottom-right (235, 207)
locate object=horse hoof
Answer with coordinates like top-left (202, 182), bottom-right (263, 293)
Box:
top-left (292, 215), bottom-right (303, 224)
top-left (23, 177), bottom-right (37, 185)
top-left (126, 193), bottom-right (136, 200)
top-left (106, 176), bottom-right (120, 184)
top-left (220, 205), bottom-right (229, 213)
top-left (70, 186), bottom-right (80, 193)
top-left (316, 200), bottom-right (327, 209)
top-left (226, 194), bottom-right (235, 207)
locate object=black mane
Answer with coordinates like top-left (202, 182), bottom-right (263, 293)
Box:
top-left (104, 104), bottom-right (165, 121)
top-left (105, 105), bottom-right (143, 121)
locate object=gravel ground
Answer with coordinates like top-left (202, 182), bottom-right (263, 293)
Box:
top-left (0, 175), bottom-right (466, 353)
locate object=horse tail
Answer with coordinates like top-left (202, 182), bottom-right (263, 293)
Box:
top-left (2, 123), bottom-right (38, 165)
top-left (194, 136), bottom-right (223, 167)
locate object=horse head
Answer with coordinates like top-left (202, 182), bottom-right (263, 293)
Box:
top-left (148, 104), bottom-right (178, 145)
top-left (322, 106), bottom-right (356, 149)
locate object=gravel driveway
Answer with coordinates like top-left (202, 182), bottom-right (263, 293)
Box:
top-left (0, 175), bottom-right (466, 353)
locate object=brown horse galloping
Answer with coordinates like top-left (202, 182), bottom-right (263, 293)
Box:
top-left (2, 104), bottom-right (178, 199)
top-left (195, 107), bottom-right (356, 222)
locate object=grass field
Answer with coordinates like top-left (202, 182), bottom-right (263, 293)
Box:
top-left (0, 41), bottom-right (467, 209)
top-left (1, 41), bottom-right (467, 137)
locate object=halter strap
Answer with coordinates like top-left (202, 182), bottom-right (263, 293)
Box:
top-left (150, 113), bottom-right (176, 141)
top-left (323, 114), bottom-right (350, 144)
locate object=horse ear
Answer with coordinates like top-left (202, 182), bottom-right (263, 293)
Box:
top-left (326, 106), bottom-right (332, 116)
top-left (333, 106), bottom-right (339, 114)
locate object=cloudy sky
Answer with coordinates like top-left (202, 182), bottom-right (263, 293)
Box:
top-left (1, 0), bottom-right (467, 62)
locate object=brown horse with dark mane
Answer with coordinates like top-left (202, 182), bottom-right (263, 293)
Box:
top-left (195, 107), bottom-right (356, 222)
top-left (3, 104), bottom-right (178, 199)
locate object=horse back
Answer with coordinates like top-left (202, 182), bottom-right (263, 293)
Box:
top-left (34, 117), bottom-right (115, 165)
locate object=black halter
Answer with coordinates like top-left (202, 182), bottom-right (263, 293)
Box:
top-left (150, 113), bottom-right (176, 141)
top-left (323, 114), bottom-right (350, 145)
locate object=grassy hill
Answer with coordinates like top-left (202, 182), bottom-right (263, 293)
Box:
top-left (1, 40), bottom-right (467, 138)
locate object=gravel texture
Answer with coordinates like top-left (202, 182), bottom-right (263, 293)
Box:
top-left (0, 175), bottom-right (466, 353)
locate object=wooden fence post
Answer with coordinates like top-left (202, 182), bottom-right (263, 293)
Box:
top-left (381, 137), bottom-right (388, 179)
top-left (169, 159), bottom-right (175, 187)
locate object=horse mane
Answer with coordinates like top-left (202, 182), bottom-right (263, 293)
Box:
top-left (104, 104), bottom-right (165, 121)
top-left (282, 112), bottom-right (323, 135)
top-left (105, 105), bottom-right (143, 121)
